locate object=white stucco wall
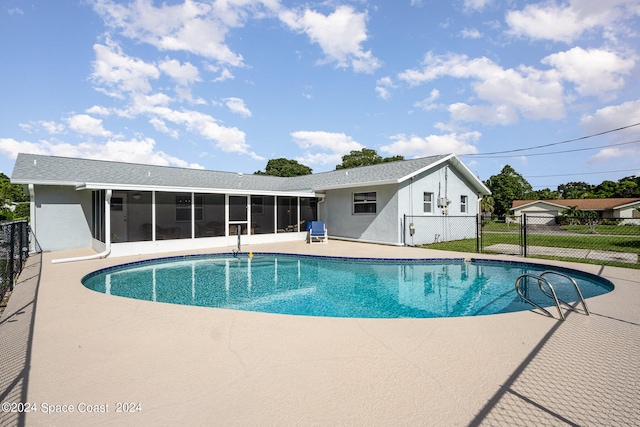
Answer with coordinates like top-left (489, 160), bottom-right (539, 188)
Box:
top-left (32, 185), bottom-right (93, 251)
top-left (321, 184), bottom-right (400, 244)
top-left (398, 162), bottom-right (480, 245)
top-left (320, 162), bottom-right (483, 246)
top-left (398, 163), bottom-right (480, 218)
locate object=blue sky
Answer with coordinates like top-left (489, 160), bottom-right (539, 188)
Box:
top-left (1, 0), bottom-right (639, 190)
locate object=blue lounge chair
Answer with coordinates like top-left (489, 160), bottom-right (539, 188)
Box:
top-left (308, 221), bottom-right (328, 244)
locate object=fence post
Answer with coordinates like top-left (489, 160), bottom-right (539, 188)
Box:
top-left (522, 213), bottom-right (528, 258)
top-left (19, 221), bottom-right (24, 267)
top-left (476, 214), bottom-right (480, 253)
top-left (8, 222), bottom-right (15, 291)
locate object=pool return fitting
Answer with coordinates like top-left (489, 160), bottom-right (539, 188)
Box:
top-left (515, 270), bottom-right (590, 320)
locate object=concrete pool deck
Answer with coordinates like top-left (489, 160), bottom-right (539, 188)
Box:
top-left (1, 240), bottom-right (639, 426)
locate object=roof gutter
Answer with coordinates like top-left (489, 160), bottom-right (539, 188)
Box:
top-left (75, 183), bottom-right (316, 198)
top-left (52, 190), bottom-right (112, 264)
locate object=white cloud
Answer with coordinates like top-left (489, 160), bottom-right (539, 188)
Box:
top-left (149, 117), bottom-right (179, 139)
top-left (463, 0), bottom-right (492, 12)
top-left (448, 103), bottom-right (519, 125)
top-left (460, 28), bottom-right (482, 39)
top-left (380, 132), bottom-right (481, 158)
top-left (211, 67), bottom-right (235, 82)
top-left (38, 121), bottom-right (65, 134)
top-left (506, 3), bottom-right (593, 43)
top-left (398, 52), bottom-right (565, 125)
top-left (505, 0), bottom-right (640, 43)
top-left (159, 58), bottom-right (201, 86)
top-left (92, 0), bottom-right (260, 66)
top-left (66, 114), bottom-right (113, 137)
top-left (91, 40), bottom-right (160, 96)
top-left (290, 130), bottom-right (363, 166)
top-left (588, 147), bottom-right (628, 163)
top-left (89, 40), bottom-right (260, 159)
top-left (143, 106), bottom-right (262, 160)
top-left (581, 100), bottom-right (640, 163)
top-left (581, 100), bottom-right (640, 134)
top-left (0, 137), bottom-right (204, 168)
top-left (279, 5), bottom-right (381, 73)
top-left (86, 105), bottom-right (111, 116)
top-left (414, 89), bottom-right (441, 111)
top-left (223, 97), bottom-right (252, 117)
top-left (375, 76), bottom-right (395, 100)
top-left (542, 47), bottom-right (635, 98)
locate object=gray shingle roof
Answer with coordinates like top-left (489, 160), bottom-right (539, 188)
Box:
top-left (11, 153), bottom-right (490, 195)
top-left (11, 154), bottom-right (292, 193)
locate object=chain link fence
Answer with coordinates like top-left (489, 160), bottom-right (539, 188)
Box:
top-left (407, 214), bottom-right (640, 268)
top-left (1, 220), bottom-right (38, 305)
top-left (493, 214), bottom-right (639, 266)
top-left (404, 215), bottom-right (479, 250)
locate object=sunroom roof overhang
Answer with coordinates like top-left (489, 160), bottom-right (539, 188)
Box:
top-left (75, 182), bottom-right (317, 198)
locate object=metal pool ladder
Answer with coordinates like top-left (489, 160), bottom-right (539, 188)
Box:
top-left (515, 271), bottom-right (590, 320)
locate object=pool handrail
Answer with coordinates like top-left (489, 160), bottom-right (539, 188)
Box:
top-left (515, 273), bottom-right (565, 320)
top-left (539, 270), bottom-right (590, 316)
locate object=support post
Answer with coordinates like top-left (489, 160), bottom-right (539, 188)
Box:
top-left (476, 214), bottom-right (480, 253)
top-left (522, 213), bottom-right (528, 257)
top-left (8, 222), bottom-right (15, 291)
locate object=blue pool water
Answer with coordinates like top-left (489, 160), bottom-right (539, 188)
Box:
top-left (82, 253), bottom-right (614, 318)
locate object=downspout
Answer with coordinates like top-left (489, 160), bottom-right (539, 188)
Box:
top-left (28, 184), bottom-right (36, 253)
top-left (52, 189), bottom-right (112, 264)
top-left (317, 194), bottom-right (325, 221)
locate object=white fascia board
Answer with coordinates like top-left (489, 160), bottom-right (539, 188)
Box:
top-left (513, 200), bottom-right (565, 211)
top-left (75, 182), bottom-right (315, 197)
top-left (396, 155), bottom-right (453, 185)
top-left (12, 179), bottom-right (82, 187)
top-left (533, 201), bottom-right (569, 209)
top-left (449, 156), bottom-right (492, 195)
top-left (614, 200), bottom-right (640, 209)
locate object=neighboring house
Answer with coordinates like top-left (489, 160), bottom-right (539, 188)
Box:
top-left (511, 198), bottom-right (640, 224)
top-left (11, 153), bottom-right (490, 257)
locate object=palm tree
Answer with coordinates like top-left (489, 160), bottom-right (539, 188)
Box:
top-left (480, 196), bottom-right (495, 219)
top-left (562, 205), bottom-right (581, 225)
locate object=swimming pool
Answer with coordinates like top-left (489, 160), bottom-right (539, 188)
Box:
top-left (82, 253), bottom-right (614, 318)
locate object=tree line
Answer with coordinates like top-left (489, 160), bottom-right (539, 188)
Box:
top-left (254, 148), bottom-right (403, 177)
top-left (0, 172), bottom-right (29, 221)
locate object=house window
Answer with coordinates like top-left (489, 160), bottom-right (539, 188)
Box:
top-left (424, 192), bottom-right (433, 213)
top-left (461, 195), bottom-right (468, 213)
top-left (353, 192), bottom-right (376, 214)
top-left (176, 194), bottom-right (203, 222)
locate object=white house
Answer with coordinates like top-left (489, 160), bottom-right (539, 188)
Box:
top-left (11, 153), bottom-right (490, 258)
top-left (511, 198), bottom-right (640, 224)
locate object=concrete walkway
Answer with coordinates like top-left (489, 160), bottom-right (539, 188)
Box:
top-left (484, 243), bottom-right (639, 264)
top-left (1, 241), bottom-right (639, 426)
